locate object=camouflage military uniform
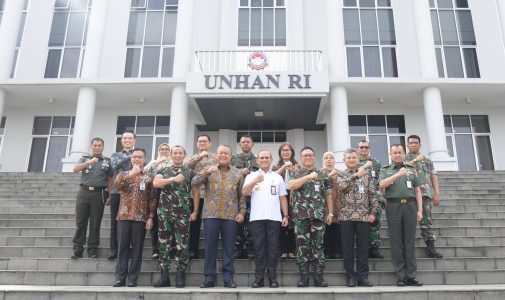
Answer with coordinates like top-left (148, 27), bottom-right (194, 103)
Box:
top-left (231, 153), bottom-right (259, 258)
top-left (358, 157), bottom-right (383, 250)
top-left (405, 153), bottom-right (437, 242)
top-left (156, 165), bottom-right (196, 271)
top-left (289, 168), bottom-right (331, 268)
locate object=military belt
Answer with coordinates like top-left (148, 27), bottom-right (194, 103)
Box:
top-left (387, 197), bottom-right (415, 204)
top-left (80, 184), bottom-right (107, 192)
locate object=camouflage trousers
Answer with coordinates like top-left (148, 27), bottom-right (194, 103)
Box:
top-left (158, 208), bottom-right (190, 271)
top-left (235, 200), bottom-right (253, 252)
top-left (420, 196), bottom-right (436, 242)
top-left (369, 197), bottom-right (382, 249)
top-left (294, 218), bottom-right (326, 268)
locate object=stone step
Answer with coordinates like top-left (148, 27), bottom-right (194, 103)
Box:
top-left (1, 256), bottom-right (504, 273)
top-left (1, 244), bottom-right (503, 259)
top-left (1, 285), bottom-right (505, 300)
top-left (0, 268), bottom-right (504, 286)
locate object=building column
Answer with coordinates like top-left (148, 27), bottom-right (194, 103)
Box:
top-left (0, 89), bottom-right (5, 121)
top-left (329, 86), bottom-right (349, 169)
top-left (496, 0), bottom-right (505, 50)
top-left (168, 0), bottom-right (194, 149)
top-left (412, 0), bottom-right (456, 170)
top-left (326, 0), bottom-right (347, 78)
top-left (0, 0), bottom-right (25, 78)
top-left (62, 1), bottom-right (109, 171)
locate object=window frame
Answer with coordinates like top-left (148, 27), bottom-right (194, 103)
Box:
top-left (237, 0), bottom-right (287, 47)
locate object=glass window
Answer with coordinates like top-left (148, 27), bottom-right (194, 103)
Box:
top-left (155, 116), bottom-right (170, 134)
top-left (386, 115), bottom-right (405, 133)
top-left (125, 2), bottom-right (178, 77)
top-left (431, 2), bottom-right (479, 78)
top-left (389, 135), bottom-right (406, 149)
top-left (262, 132), bottom-right (274, 142)
top-left (28, 138), bottom-right (48, 172)
top-left (444, 115), bottom-right (452, 133)
top-left (455, 134), bottom-right (476, 170)
top-left (369, 135), bottom-right (389, 164)
top-left (33, 117), bottom-right (52, 135)
top-left (359, 0), bottom-right (374, 7)
top-left (135, 136), bottom-right (154, 160)
top-left (0, 117), bottom-right (5, 135)
top-left (136, 116), bottom-right (155, 134)
top-left (116, 116), bottom-right (136, 134)
top-left (46, 1), bottom-right (90, 78)
top-left (45, 136), bottom-right (69, 172)
top-left (452, 115), bottom-right (471, 133)
top-left (343, 10), bottom-right (361, 45)
top-left (346, 47), bottom-right (362, 77)
top-left (275, 131), bottom-right (286, 142)
top-left (367, 115), bottom-right (386, 134)
top-left (377, 9), bottom-right (395, 45)
top-left (382, 47), bottom-right (397, 77)
top-left (351, 136), bottom-right (367, 148)
top-left (349, 115), bottom-right (367, 134)
top-left (363, 46), bottom-right (381, 77)
top-left (360, 10), bottom-right (378, 45)
top-left (446, 136), bottom-right (454, 157)
top-left (475, 136), bottom-right (494, 170)
top-left (377, 0), bottom-right (391, 7)
top-left (51, 117), bottom-right (71, 135)
top-left (344, 0), bottom-right (357, 7)
top-left (471, 115), bottom-right (490, 133)
top-left (237, 0), bottom-right (286, 47)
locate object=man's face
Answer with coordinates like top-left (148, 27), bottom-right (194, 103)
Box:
top-left (257, 151), bottom-right (272, 171)
top-left (390, 145), bottom-right (405, 164)
top-left (170, 147), bottom-right (185, 165)
top-left (91, 141), bottom-right (104, 156)
top-left (121, 133), bottom-right (135, 150)
top-left (131, 150), bottom-right (145, 167)
top-left (239, 137), bottom-right (253, 153)
top-left (217, 146), bottom-right (232, 166)
top-left (300, 149), bottom-right (315, 169)
top-left (357, 142), bottom-right (370, 157)
top-left (344, 152), bottom-right (359, 169)
top-left (407, 138), bottom-right (421, 154)
top-left (196, 136), bottom-right (211, 152)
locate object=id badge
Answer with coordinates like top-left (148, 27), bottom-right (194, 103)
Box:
top-left (84, 169), bottom-right (90, 174)
top-left (271, 185), bottom-right (277, 195)
top-left (406, 180), bottom-right (412, 189)
top-left (358, 184), bottom-right (365, 193)
top-left (255, 185), bottom-right (260, 191)
top-left (371, 170), bottom-right (376, 178)
top-left (315, 184), bottom-right (320, 192)
top-left (140, 181), bottom-right (146, 191)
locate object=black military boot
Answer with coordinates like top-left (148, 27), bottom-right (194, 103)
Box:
top-left (297, 265), bottom-right (309, 287)
top-left (175, 268), bottom-right (186, 288)
top-left (426, 240), bottom-right (443, 258)
top-left (234, 248), bottom-right (243, 259)
top-left (152, 269), bottom-right (171, 287)
top-left (368, 247), bottom-right (384, 259)
top-left (314, 267), bottom-right (328, 287)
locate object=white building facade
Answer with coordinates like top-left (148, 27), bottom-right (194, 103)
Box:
top-left (0, 0), bottom-right (504, 172)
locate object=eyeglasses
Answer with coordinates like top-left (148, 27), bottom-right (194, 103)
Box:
top-left (301, 154), bottom-right (314, 158)
top-left (359, 146), bottom-right (370, 149)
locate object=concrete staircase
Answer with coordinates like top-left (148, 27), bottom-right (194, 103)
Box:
top-left (0, 171), bottom-right (504, 299)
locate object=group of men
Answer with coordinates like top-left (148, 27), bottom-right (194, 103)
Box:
top-left (70, 131), bottom-right (443, 288)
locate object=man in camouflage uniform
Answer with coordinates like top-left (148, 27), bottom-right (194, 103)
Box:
top-left (152, 146), bottom-right (197, 288)
top-left (231, 135), bottom-right (259, 259)
top-left (405, 135), bottom-right (443, 258)
top-left (356, 140), bottom-right (385, 259)
top-left (288, 146), bottom-right (333, 287)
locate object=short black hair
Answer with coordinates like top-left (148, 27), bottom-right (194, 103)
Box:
top-left (407, 135), bottom-right (421, 143)
top-left (356, 139), bottom-right (369, 147)
top-left (300, 146), bottom-right (315, 155)
top-left (132, 148), bottom-right (146, 156)
top-left (90, 137), bottom-right (104, 145)
top-left (170, 145), bottom-right (186, 155)
top-left (123, 130), bottom-right (136, 138)
top-left (390, 144), bottom-right (404, 151)
top-left (197, 134), bottom-right (211, 142)
top-left (239, 134), bottom-right (254, 143)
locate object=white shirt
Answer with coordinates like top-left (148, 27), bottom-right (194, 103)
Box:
top-left (244, 169), bottom-right (288, 222)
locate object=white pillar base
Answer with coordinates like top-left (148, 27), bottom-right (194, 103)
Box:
top-left (62, 87), bottom-right (97, 172)
top-left (422, 86), bottom-right (457, 171)
top-left (168, 85), bottom-right (189, 149)
top-left (329, 86), bottom-right (349, 170)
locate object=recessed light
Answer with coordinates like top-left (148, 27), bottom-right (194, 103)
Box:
top-left (255, 110), bottom-right (264, 117)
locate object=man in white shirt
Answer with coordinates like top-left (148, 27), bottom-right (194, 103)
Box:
top-left (242, 150), bottom-right (289, 288)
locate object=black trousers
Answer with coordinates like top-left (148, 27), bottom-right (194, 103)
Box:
top-left (279, 226), bottom-right (295, 254)
top-left (340, 221), bottom-right (370, 280)
top-left (115, 220), bottom-right (146, 283)
top-left (151, 189), bottom-right (160, 254)
top-left (189, 198), bottom-right (204, 254)
top-left (250, 220), bottom-right (280, 281)
top-left (109, 193), bottom-right (121, 254)
top-left (324, 223), bottom-right (342, 256)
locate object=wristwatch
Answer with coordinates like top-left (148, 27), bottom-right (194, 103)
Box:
top-left (328, 213), bottom-right (334, 217)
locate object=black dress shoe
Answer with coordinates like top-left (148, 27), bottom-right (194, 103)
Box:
top-left (200, 280), bottom-right (215, 288)
top-left (128, 282), bottom-right (137, 287)
top-left (113, 280), bottom-right (125, 287)
top-left (346, 278), bottom-right (356, 287)
top-left (397, 279), bottom-right (407, 287)
top-left (269, 280), bottom-right (279, 288)
top-left (406, 278), bottom-right (423, 286)
top-left (251, 280), bottom-right (264, 288)
top-left (88, 251), bottom-right (97, 258)
top-left (71, 252), bottom-right (83, 259)
top-left (357, 279), bottom-right (373, 287)
top-left (106, 252), bottom-right (117, 260)
top-left (224, 280), bottom-right (237, 288)
top-left (189, 250), bottom-right (198, 259)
